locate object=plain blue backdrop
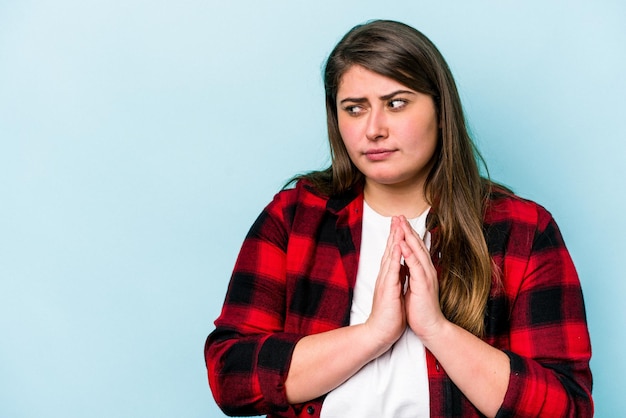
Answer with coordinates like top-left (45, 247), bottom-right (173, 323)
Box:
top-left (1, 1), bottom-right (624, 417)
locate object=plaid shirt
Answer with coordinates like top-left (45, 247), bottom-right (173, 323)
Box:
top-left (205, 181), bottom-right (593, 417)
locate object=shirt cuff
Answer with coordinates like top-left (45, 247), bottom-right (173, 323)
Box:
top-left (257, 333), bottom-right (305, 413)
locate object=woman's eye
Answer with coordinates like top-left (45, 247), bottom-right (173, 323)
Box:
top-left (389, 99), bottom-right (407, 110)
top-left (345, 105), bottom-right (364, 115)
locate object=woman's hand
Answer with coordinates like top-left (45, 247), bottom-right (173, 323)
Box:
top-left (397, 216), bottom-right (448, 340)
top-left (364, 217), bottom-right (407, 353)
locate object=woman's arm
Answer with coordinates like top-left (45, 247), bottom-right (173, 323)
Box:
top-left (417, 319), bottom-right (510, 417)
top-left (496, 211), bottom-right (593, 417)
top-left (398, 208), bottom-right (593, 417)
top-left (206, 192), bottom-right (298, 415)
top-left (285, 217), bottom-right (408, 403)
top-left (206, 190), bottom-right (410, 414)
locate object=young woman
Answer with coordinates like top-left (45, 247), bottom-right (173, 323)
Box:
top-left (205, 20), bottom-right (593, 418)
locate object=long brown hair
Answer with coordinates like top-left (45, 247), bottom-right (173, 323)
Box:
top-left (299, 20), bottom-right (493, 337)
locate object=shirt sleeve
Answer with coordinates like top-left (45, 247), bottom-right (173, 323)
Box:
top-left (204, 191), bottom-right (304, 416)
top-left (497, 207), bottom-right (593, 417)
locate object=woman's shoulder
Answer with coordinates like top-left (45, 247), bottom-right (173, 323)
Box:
top-left (485, 184), bottom-right (554, 231)
top-left (257, 179), bottom-right (333, 225)
top-left (272, 178), bottom-right (332, 208)
top-left (483, 185), bottom-right (567, 264)
top-left (246, 180), bottom-right (333, 245)
top-left (274, 171), bottom-right (362, 210)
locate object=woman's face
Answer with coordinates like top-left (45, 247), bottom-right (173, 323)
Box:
top-left (336, 65), bottom-right (439, 192)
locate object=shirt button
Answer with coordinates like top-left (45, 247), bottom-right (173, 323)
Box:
top-left (306, 405), bottom-right (315, 415)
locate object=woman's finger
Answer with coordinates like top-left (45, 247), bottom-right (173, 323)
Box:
top-left (380, 217), bottom-right (399, 266)
top-left (398, 216), bottom-right (432, 270)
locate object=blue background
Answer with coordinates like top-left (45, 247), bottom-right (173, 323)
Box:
top-left (1, 1), bottom-right (624, 417)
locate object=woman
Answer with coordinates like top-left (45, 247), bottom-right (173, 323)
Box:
top-left (205, 20), bottom-right (593, 417)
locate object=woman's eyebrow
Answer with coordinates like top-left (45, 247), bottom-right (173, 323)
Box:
top-left (339, 96), bottom-right (367, 105)
top-left (380, 90), bottom-right (416, 101)
top-left (339, 90), bottom-right (416, 104)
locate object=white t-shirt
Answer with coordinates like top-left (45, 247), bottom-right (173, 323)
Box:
top-left (321, 202), bottom-right (431, 418)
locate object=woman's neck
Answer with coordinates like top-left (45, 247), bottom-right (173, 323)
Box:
top-left (363, 181), bottom-right (429, 218)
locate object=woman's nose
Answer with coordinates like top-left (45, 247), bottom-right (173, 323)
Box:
top-left (365, 107), bottom-right (389, 141)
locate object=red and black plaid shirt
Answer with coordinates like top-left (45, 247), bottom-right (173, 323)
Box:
top-left (205, 181), bottom-right (592, 417)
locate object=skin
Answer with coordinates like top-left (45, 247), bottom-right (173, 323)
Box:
top-left (284, 66), bottom-right (510, 417)
top-left (336, 65), bottom-right (438, 218)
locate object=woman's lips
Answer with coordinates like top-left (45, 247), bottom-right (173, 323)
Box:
top-left (364, 149), bottom-right (396, 161)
